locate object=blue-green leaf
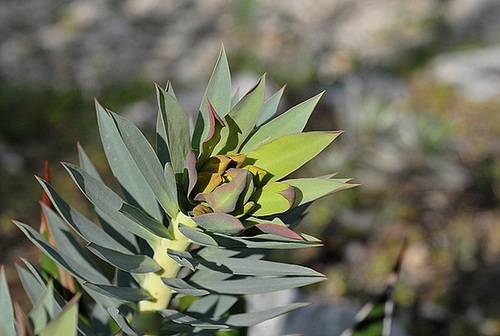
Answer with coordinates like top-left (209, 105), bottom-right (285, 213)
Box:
top-left (15, 222), bottom-right (110, 285)
top-left (222, 302), bottom-right (309, 327)
top-left (96, 100), bottom-right (162, 222)
top-left (107, 308), bottom-right (140, 336)
top-left (77, 142), bottom-right (103, 182)
top-left (119, 202), bottom-right (172, 239)
top-left (83, 283), bottom-right (152, 302)
top-left (178, 225), bottom-right (218, 247)
top-left (16, 261), bottom-right (46, 306)
top-left (36, 177), bottom-right (131, 254)
top-left (87, 242), bottom-right (161, 274)
top-left (157, 309), bottom-right (228, 330)
top-left (63, 163), bottom-right (154, 244)
top-left (167, 249), bottom-right (198, 271)
top-left (240, 92), bottom-right (323, 153)
top-left (214, 75), bottom-right (266, 154)
top-left (111, 111), bottom-right (179, 219)
top-left (256, 85), bottom-right (285, 127)
top-left (245, 131), bottom-right (342, 182)
top-left (29, 280), bottom-right (61, 333)
top-left (193, 45), bottom-right (231, 153)
top-left (0, 266), bottom-right (15, 336)
top-left (161, 278), bottom-right (210, 297)
top-left (192, 275), bottom-right (326, 295)
top-left (156, 85), bottom-right (191, 174)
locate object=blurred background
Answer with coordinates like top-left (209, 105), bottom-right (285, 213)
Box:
top-left (1, 0), bottom-right (499, 335)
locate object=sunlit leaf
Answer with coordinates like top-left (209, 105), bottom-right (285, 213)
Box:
top-left (245, 131), bottom-right (342, 182)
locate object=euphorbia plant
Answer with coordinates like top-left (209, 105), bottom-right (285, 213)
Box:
top-left (1, 46), bottom-right (356, 336)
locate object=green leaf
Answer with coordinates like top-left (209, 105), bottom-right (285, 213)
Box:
top-left (191, 275), bottom-right (326, 295)
top-left (240, 92), bottom-right (323, 153)
top-left (214, 75), bottom-right (266, 154)
top-left (245, 131), bottom-right (342, 182)
top-left (87, 242), bottom-right (161, 274)
top-left (193, 45), bottom-right (231, 153)
top-left (161, 278), bottom-right (210, 297)
top-left (83, 283), bottom-right (152, 302)
top-left (119, 202), bottom-right (172, 239)
top-left (192, 213), bottom-right (245, 235)
top-left (167, 249), bottom-right (199, 271)
top-left (63, 162), bottom-right (154, 244)
top-left (251, 182), bottom-right (295, 216)
top-left (284, 177), bottom-right (357, 207)
top-left (96, 100), bottom-right (162, 222)
top-left (178, 225), bottom-right (218, 247)
top-left (36, 177), bottom-right (132, 254)
top-left (39, 294), bottom-right (80, 336)
top-left (0, 266), bottom-right (15, 336)
top-left (256, 85), bottom-right (285, 127)
top-left (110, 111), bottom-right (179, 219)
top-left (156, 84), bottom-right (191, 174)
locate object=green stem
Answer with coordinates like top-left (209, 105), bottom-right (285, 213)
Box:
top-left (132, 212), bottom-right (196, 335)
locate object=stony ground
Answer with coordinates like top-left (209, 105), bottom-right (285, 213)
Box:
top-left (1, 1), bottom-right (500, 335)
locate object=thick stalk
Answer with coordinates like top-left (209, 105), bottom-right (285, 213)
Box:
top-left (132, 212), bottom-right (196, 335)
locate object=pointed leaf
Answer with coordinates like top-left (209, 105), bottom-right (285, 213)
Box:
top-left (15, 222), bottom-right (110, 285)
top-left (193, 45), bottom-right (231, 152)
top-left (251, 182), bottom-right (295, 216)
top-left (178, 225), bottom-right (218, 247)
top-left (119, 202), bottom-right (172, 239)
top-left (36, 177), bottom-right (131, 254)
top-left (161, 278), bottom-right (210, 297)
top-left (185, 294), bottom-right (239, 319)
top-left (285, 177), bottom-right (357, 206)
top-left (157, 84), bottom-right (191, 174)
top-left (110, 111), bottom-right (179, 218)
top-left (195, 170), bottom-right (249, 213)
top-left (214, 75), bottom-right (266, 154)
top-left (63, 163), bottom-right (154, 244)
top-left (16, 262), bottom-right (46, 306)
top-left (96, 100), bottom-right (162, 222)
top-left (223, 302), bottom-right (308, 327)
top-left (107, 308), bottom-right (140, 336)
top-left (87, 242), bottom-right (161, 274)
top-left (192, 275), bottom-right (326, 295)
top-left (241, 92), bottom-right (323, 152)
top-left (28, 280), bottom-right (61, 333)
top-left (256, 85), bottom-right (285, 127)
top-left (39, 294), bottom-right (80, 336)
top-left (42, 203), bottom-right (102, 271)
top-left (83, 283), bottom-right (152, 302)
top-left (252, 223), bottom-right (303, 240)
top-left (77, 142), bottom-right (103, 182)
top-left (157, 309), bottom-right (228, 330)
top-left (167, 249), bottom-right (199, 271)
top-left (199, 254), bottom-right (323, 277)
top-left (245, 131), bottom-right (342, 182)
top-left (0, 266), bottom-right (15, 336)
top-left (192, 213), bottom-right (245, 235)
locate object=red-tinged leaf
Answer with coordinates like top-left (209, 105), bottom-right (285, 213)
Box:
top-left (192, 213), bottom-right (245, 234)
top-left (195, 170), bottom-right (249, 213)
top-left (197, 100), bottom-right (226, 168)
top-left (254, 223), bottom-right (303, 240)
top-left (184, 150), bottom-right (198, 197)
